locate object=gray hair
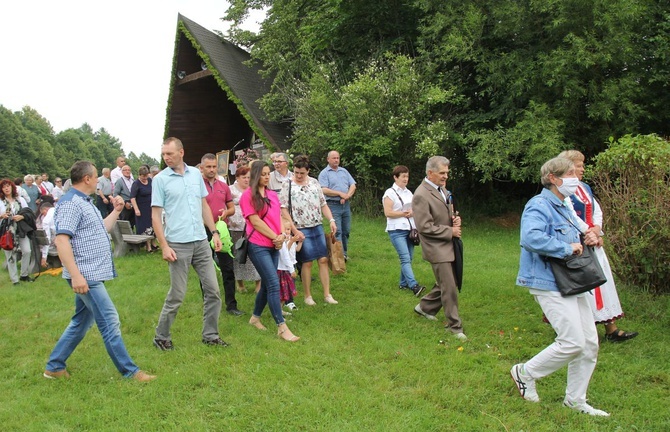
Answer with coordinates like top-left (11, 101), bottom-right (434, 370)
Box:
top-left (540, 157), bottom-right (574, 188)
top-left (101, 167), bottom-right (110, 175)
top-left (70, 161), bottom-right (96, 184)
top-left (272, 152), bottom-right (288, 162)
top-left (425, 156), bottom-right (450, 175)
top-left (23, 174), bottom-right (34, 182)
top-left (150, 166), bottom-right (160, 174)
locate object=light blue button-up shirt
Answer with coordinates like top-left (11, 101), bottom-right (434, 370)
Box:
top-left (55, 188), bottom-right (116, 281)
top-left (318, 166), bottom-right (356, 202)
top-left (151, 164), bottom-right (208, 243)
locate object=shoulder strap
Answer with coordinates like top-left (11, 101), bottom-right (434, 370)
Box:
top-left (391, 188), bottom-right (414, 229)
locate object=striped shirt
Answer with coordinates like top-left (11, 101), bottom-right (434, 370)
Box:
top-left (55, 188), bottom-right (116, 281)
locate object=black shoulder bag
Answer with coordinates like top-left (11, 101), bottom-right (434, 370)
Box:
top-left (234, 204), bottom-right (268, 265)
top-left (544, 200), bottom-right (607, 297)
top-left (391, 189), bottom-right (420, 245)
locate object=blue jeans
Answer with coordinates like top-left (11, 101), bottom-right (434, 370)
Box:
top-left (388, 229), bottom-right (418, 288)
top-left (327, 201), bottom-right (351, 256)
top-left (46, 280), bottom-right (140, 377)
top-left (248, 242), bottom-right (285, 326)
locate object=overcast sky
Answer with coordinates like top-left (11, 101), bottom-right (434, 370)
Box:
top-left (0, 0), bottom-right (264, 160)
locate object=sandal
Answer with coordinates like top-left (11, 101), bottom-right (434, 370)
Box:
top-left (278, 327), bottom-right (300, 342)
top-left (605, 328), bottom-right (639, 343)
top-left (249, 316), bottom-right (267, 331)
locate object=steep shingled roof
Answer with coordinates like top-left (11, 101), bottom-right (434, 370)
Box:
top-left (176, 14), bottom-right (291, 150)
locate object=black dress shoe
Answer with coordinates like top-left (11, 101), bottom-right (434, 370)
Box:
top-left (19, 276), bottom-right (34, 282)
top-left (227, 309), bottom-right (245, 316)
top-left (605, 329), bottom-right (639, 343)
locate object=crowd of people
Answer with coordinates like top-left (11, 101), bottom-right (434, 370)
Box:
top-left (1, 140), bottom-right (637, 418)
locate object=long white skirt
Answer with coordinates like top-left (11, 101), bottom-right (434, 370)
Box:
top-left (587, 246), bottom-right (624, 323)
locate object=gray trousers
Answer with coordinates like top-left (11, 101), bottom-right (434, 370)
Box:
top-left (155, 239), bottom-right (222, 341)
top-left (420, 261), bottom-right (463, 333)
top-left (4, 235), bottom-right (33, 283)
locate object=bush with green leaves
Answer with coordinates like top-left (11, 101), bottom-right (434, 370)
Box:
top-left (590, 134), bottom-right (670, 294)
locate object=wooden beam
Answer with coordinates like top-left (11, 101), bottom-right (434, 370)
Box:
top-left (177, 69), bottom-right (213, 85)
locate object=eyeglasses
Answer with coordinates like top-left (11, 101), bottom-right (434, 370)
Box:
top-left (273, 160), bottom-right (286, 164)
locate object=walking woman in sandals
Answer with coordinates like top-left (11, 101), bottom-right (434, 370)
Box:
top-left (240, 161), bottom-right (300, 342)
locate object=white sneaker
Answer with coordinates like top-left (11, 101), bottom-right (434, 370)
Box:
top-left (454, 332), bottom-right (468, 341)
top-left (510, 364), bottom-right (540, 402)
top-left (285, 302), bottom-right (298, 311)
top-left (563, 400), bottom-right (610, 417)
top-left (304, 296), bottom-right (316, 306)
top-left (413, 304), bottom-right (437, 321)
top-left (281, 310), bottom-right (292, 317)
top-left (324, 295), bottom-right (339, 304)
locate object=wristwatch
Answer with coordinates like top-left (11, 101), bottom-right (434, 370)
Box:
top-left (210, 230), bottom-right (220, 236)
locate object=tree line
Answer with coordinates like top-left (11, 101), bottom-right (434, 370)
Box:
top-left (0, 105), bottom-right (159, 180)
top-left (224, 0), bottom-right (670, 211)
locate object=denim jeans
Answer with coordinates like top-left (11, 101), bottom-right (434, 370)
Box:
top-left (327, 201), bottom-right (351, 256)
top-left (46, 280), bottom-right (140, 377)
top-left (248, 242), bottom-right (285, 326)
top-left (388, 229), bottom-right (418, 288)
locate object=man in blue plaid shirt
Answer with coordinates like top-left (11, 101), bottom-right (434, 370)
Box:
top-left (43, 161), bottom-right (156, 382)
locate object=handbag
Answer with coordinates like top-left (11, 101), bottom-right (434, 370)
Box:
top-left (234, 232), bottom-right (252, 265)
top-left (548, 236), bottom-right (607, 297)
top-left (0, 218), bottom-right (14, 251)
top-left (541, 199), bottom-right (607, 296)
top-left (234, 206), bottom-right (268, 264)
top-left (392, 189), bottom-right (420, 245)
top-left (325, 232), bottom-right (346, 275)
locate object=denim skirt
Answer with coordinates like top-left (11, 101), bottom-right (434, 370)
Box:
top-left (297, 225), bottom-right (328, 262)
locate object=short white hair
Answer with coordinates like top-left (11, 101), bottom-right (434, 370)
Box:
top-left (425, 156), bottom-right (450, 175)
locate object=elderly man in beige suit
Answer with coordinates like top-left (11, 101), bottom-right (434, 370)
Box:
top-left (412, 156), bottom-right (466, 340)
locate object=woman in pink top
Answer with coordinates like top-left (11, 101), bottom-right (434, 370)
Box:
top-left (240, 161), bottom-right (300, 342)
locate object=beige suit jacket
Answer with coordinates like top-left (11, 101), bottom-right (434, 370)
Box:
top-left (413, 180), bottom-right (455, 263)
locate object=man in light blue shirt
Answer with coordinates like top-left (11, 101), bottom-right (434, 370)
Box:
top-left (151, 137), bottom-right (229, 350)
top-left (318, 150), bottom-right (356, 259)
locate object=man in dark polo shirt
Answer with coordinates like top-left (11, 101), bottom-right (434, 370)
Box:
top-left (201, 153), bottom-right (244, 316)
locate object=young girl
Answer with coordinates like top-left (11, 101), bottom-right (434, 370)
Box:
top-left (278, 216), bottom-right (301, 314)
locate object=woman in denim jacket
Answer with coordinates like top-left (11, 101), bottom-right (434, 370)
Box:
top-left (510, 157), bottom-right (609, 417)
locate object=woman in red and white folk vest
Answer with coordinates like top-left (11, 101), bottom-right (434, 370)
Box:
top-left (559, 150), bottom-right (638, 343)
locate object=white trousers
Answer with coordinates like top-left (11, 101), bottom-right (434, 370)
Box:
top-left (3, 235), bottom-right (33, 283)
top-left (525, 290), bottom-right (599, 404)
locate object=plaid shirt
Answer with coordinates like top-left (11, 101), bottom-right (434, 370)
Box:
top-left (55, 188), bottom-right (116, 281)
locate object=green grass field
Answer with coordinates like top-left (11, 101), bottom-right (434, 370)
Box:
top-left (0, 216), bottom-right (668, 431)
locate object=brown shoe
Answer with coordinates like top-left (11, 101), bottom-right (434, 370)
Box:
top-left (43, 369), bottom-right (71, 379)
top-left (133, 370), bottom-right (157, 383)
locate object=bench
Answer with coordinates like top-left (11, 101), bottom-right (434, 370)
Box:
top-left (34, 229), bottom-right (62, 268)
top-left (110, 220), bottom-right (154, 257)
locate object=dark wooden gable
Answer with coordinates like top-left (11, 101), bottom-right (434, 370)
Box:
top-left (165, 14), bottom-right (292, 166)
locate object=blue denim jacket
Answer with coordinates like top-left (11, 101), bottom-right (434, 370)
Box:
top-left (516, 188), bottom-right (581, 292)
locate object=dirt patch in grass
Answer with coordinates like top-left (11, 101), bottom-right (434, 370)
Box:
top-left (491, 212), bottom-right (520, 228)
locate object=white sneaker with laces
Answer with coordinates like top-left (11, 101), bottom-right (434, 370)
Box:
top-left (324, 295), bottom-right (338, 304)
top-left (304, 296), bottom-right (317, 306)
top-left (510, 363), bottom-right (540, 402)
top-left (563, 400), bottom-right (610, 417)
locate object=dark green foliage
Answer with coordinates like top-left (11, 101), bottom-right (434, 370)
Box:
top-left (224, 0), bottom-right (670, 196)
top-left (0, 105), bottom-right (157, 179)
top-left (590, 134), bottom-right (670, 294)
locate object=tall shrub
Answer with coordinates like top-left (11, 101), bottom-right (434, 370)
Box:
top-left (590, 134), bottom-right (670, 294)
